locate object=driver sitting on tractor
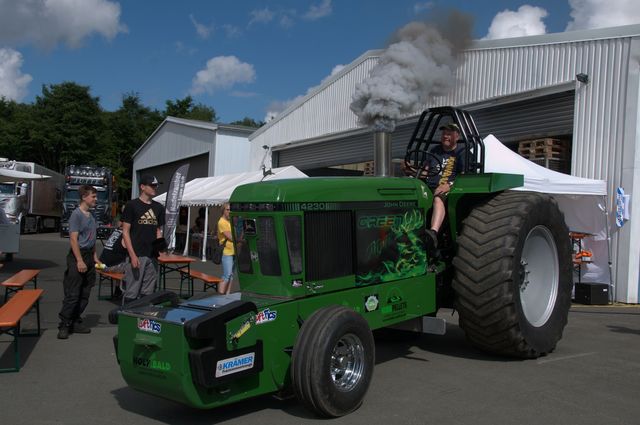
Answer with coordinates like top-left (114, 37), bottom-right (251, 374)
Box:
top-left (404, 122), bottom-right (466, 250)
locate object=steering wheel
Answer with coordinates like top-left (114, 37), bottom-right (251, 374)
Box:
top-left (404, 149), bottom-right (442, 179)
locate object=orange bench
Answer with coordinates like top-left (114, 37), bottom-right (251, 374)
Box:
top-left (97, 270), bottom-right (125, 300)
top-left (0, 288), bottom-right (43, 372)
top-left (179, 268), bottom-right (222, 296)
top-left (2, 269), bottom-right (40, 302)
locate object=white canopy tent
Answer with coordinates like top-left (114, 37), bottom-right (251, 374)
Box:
top-left (154, 166), bottom-right (307, 259)
top-left (483, 135), bottom-right (610, 292)
top-left (0, 168), bottom-right (50, 183)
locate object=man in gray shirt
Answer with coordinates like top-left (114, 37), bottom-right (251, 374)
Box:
top-left (58, 185), bottom-right (99, 339)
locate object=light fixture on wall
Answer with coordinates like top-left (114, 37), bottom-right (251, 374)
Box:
top-left (576, 73), bottom-right (589, 84)
top-left (260, 145), bottom-right (273, 178)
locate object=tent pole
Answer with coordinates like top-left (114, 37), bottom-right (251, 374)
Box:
top-left (602, 195), bottom-right (615, 303)
top-left (183, 207), bottom-right (191, 257)
top-left (202, 207), bottom-right (209, 262)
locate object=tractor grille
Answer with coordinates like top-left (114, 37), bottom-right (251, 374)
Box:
top-left (304, 211), bottom-right (354, 281)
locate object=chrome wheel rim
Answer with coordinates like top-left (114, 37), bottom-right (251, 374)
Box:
top-left (330, 333), bottom-right (365, 392)
top-left (520, 225), bottom-right (559, 327)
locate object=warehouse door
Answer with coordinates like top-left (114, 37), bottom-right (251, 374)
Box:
top-left (276, 90), bottom-right (575, 171)
top-left (137, 153), bottom-right (209, 196)
top-left (471, 90), bottom-right (575, 144)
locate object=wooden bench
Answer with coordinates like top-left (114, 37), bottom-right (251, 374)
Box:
top-left (97, 270), bottom-right (125, 300)
top-left (179, 268), bottom-right (222, 297)
top-left (0, 288), bottom-right (43, 373)
top-left (2, 269), bottom-right (40, 302)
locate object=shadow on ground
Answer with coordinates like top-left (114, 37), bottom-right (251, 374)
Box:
top-left (111, 386), bottom-right (314, 424)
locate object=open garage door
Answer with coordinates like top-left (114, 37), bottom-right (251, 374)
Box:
top-left (137, 153), bottom-right (209, 195)
top-left (276, 90), bottom-right (575, 171)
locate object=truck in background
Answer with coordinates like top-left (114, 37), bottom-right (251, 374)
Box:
top-left (0, 159), bottom-right (64, 234)
top-left (61, 165), bottom-right (117, 239)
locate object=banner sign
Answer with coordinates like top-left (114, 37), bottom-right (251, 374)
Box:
top-left (163, 164), bottom-right (189, 249)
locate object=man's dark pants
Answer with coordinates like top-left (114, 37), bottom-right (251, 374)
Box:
top-left (58, 249), bottom-right (96, 329)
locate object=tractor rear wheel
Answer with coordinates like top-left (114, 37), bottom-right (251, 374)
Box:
top-left (291, 305), bottom-right (375, 417)
top-left (452, 191), bottom-right (572, 358)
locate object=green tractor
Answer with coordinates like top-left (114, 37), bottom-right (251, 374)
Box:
top-left (110, 107), bottom-right (572, 417)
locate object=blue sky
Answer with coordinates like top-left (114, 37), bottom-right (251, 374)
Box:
top-left (0, 0), bottom-right (638, 124)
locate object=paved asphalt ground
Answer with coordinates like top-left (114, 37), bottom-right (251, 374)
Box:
top-left (1, 233), bottom-right (639, 425)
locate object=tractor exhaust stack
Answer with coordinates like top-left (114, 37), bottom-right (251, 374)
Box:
top-left (373, 131), bottom-right (392, 177)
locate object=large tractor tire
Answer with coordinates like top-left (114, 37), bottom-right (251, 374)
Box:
top-left (452, 191), bottom-right (572, 358)
top-left (291, 305), bottom-right (375, 417)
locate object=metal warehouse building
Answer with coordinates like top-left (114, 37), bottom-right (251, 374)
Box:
top-left (249, 24), bottom-right (640, 303)
top-left (132, 116), bottom-right (254, 195)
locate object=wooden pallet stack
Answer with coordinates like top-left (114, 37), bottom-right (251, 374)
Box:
top-left (363, 161), bottom-right (375, 176)
top-left (518, 138), bottom-right (571, 174)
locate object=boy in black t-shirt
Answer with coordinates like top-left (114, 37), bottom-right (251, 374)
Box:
top-left (404, 123), bottom-right (466, 250)
top-left (121, 174), bottom-right (165, 303)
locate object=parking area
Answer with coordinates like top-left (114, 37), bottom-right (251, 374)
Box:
top-left (1, 233), bottom-right (639, 425)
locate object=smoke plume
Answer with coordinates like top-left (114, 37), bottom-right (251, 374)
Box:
top-left (350, 11), bottom-right (473, 132)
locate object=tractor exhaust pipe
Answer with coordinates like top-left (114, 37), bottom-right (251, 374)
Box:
top-left (373, 131), bottom-right (392, 177)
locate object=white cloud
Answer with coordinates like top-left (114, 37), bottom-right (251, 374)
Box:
top-left (222, 24), bottom-right (242, 38)
top-left (0, 48), bottom-right (32, 101)
top-left (280, 14), bottom-right (295, 28)
top-left (484, 5), bottom-right (548, 40)
top-left (320, 64), bottom-right (345, 84)
top-left (191, 56), bottom-right (256, 95)
top-left (174, 41), bottom-right (197, 56)
top-left (413, 2), bottom-right (434, 14)
top-left (190, 14), bottom-right (213, 39)
top-left (265, 98), bottom-right (301, 123)
top-left (304, 0), bottom-right (332, 20)
top-left (231, 91), bottom-right (258, 98)
top-left (249, 8), bottom-right (275, 26)
top-left (0, 0), bottom-right (127, 49)
top-left (566, 0), bottom-right (640, 31)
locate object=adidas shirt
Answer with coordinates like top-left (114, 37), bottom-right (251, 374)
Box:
top-left (122, 198), bottom-right (165, 258)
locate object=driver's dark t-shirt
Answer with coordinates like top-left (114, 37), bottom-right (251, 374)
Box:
top-left (122, 198), bottom-right (165, 258)
top-left (427, 144), bottom-right (467, 188)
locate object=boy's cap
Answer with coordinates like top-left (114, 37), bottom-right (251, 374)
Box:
top-left (140, 174), bottom-right (160, 186)
top-left (439, 123), bottom-right (460, 132)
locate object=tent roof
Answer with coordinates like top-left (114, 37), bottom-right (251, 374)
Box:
top-left (0, 168), bottom-right (50, 183)
top-left (483, 135), bottom-right (607, 196)
top-left (154, 166), bottom-right (307, 207)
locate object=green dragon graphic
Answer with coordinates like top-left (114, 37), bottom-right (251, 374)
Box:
top-left (357, 210), bottom-right (427, 284)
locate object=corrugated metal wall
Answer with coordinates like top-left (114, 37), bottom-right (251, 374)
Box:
top-left (277, 91), bottom-right (575, 169)
top-left (133, 122), bottom-right (214, 171)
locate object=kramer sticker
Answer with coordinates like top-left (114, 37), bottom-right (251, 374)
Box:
top-left (216, 352), bottom-right (255, 377)
top-left (137, 318), bottom-right (161, 334)
top-left (365, 295), bottom-right (379, 312)
top-left (255, 308), bottom-right (277, 324)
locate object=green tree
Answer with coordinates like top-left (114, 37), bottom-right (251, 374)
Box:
top-left (30, 82), bottom-right (103, 172)
top-left (0, 98), bottom-right (36, 160)
top-left (99, 92), bottom-right (163, 201)
top-left (229, 116), bottom-right (264, 128)
top-left (164, 95), bottom-right (217, 122)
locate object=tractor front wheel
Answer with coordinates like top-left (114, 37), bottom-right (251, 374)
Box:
top-left (291, 305), bottom-right (375, 417)
top-left (452, 191), bottom-right (572, 358)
